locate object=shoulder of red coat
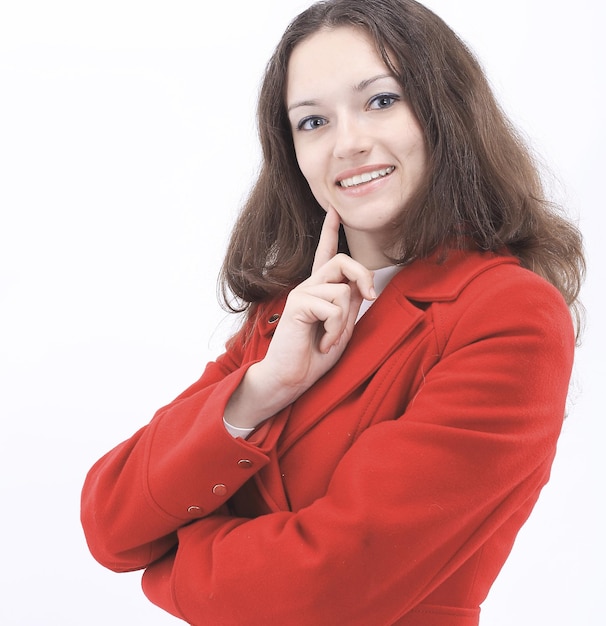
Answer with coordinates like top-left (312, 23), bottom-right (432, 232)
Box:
top-left (391, 248), bottom-right (529, 302)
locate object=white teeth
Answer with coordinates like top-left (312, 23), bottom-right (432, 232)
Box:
top-left (339, 166), bottom-right (395, 188)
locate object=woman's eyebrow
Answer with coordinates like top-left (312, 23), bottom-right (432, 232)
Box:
top-left (288, 98), bottom-right (318, 113)
top-left (287, 73), bottom-right (396, 113)
top-left (354, 73), bottom-right (395, 92)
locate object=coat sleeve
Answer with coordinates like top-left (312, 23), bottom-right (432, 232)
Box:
top-left (80, 311), bottom-right (279, 572)
top-left (139, 269), bottom-right (576, 626)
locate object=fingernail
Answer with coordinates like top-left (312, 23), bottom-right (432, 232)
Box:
top-left (369, 287), bottom-right (377, 300)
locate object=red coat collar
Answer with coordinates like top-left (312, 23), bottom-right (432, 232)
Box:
top-left (389, 249), bottom-right (519, 302)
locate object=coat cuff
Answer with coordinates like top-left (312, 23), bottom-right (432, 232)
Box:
top-left (144, 363), bottom-right (274, 521)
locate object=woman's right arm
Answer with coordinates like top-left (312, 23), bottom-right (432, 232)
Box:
top-left (81, 209), bottom-right (374, 572)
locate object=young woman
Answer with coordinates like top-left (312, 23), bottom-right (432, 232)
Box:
top-left (81, 1), bottom-right (585, 624)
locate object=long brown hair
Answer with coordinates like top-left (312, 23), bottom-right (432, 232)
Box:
top-left (219, 0), bottom-right (585, 336)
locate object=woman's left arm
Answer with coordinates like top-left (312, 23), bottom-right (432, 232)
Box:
top-left (142, 269), bottom-right (575, 626)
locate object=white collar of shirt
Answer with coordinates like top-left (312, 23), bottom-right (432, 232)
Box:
top-left (355, 265), bottom-right (402, 323)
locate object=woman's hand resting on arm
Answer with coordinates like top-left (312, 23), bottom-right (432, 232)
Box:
top-left (224, 207), bottom-right (376, 430)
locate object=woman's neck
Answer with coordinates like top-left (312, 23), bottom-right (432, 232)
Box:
top-left (343, 227), bottom-right (394, 270)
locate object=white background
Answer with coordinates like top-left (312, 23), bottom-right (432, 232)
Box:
top-left (0, 1), bottom-right (603, 624)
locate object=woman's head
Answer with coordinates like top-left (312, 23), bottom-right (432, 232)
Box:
top-left (257, 0), bottom-right (513, 255)
top-left (222, 0), bottom-right (584, 333)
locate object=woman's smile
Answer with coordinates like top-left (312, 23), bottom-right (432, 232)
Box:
top-left (336, 165), bottom-right (396, 189)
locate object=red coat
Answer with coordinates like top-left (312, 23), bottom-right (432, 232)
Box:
top-left (81, 249), bottom-right (574, 626)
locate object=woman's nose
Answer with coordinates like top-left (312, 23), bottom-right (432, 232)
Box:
top-left (332, 115), bottom-right (371, 159)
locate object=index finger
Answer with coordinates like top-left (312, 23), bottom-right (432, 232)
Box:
top-left (312, 206), bottom-right (341, 273)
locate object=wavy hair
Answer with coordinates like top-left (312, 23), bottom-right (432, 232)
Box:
top-left (219, 0), bottom-right (584, 337)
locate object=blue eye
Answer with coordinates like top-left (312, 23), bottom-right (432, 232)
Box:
top-left (368, 93), bottom-right (400, 109)
top-left (297, 116), bottom-right (327, 131)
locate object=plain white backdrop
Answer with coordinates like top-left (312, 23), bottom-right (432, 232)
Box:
top-left (0, 1), bottom-right (603, 624)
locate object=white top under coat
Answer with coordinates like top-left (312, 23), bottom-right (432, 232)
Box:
top-left (355, 264), bottom-right (402, 322)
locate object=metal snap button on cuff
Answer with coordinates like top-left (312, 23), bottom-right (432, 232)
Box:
top-left (187, 505), bottom-right (202, 514)
top-left (212, 483), bottom-right (228, 496)
top-left (237, 459), bottom-right (253, 469)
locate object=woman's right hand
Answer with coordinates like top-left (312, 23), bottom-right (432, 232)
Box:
top-left (224, 207), bottom-right (375, 430)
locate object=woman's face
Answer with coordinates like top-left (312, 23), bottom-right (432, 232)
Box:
top-left (286, 27), bottom-right (427, 269)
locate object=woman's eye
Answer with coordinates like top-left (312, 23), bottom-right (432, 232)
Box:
top-left (368, 94), bottom-right (399, 110)
top-left (297, 116), bottom-right (327, 131)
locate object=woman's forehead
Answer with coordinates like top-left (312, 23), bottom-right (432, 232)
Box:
top-left (286, 27), bottom-right (392, 105)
